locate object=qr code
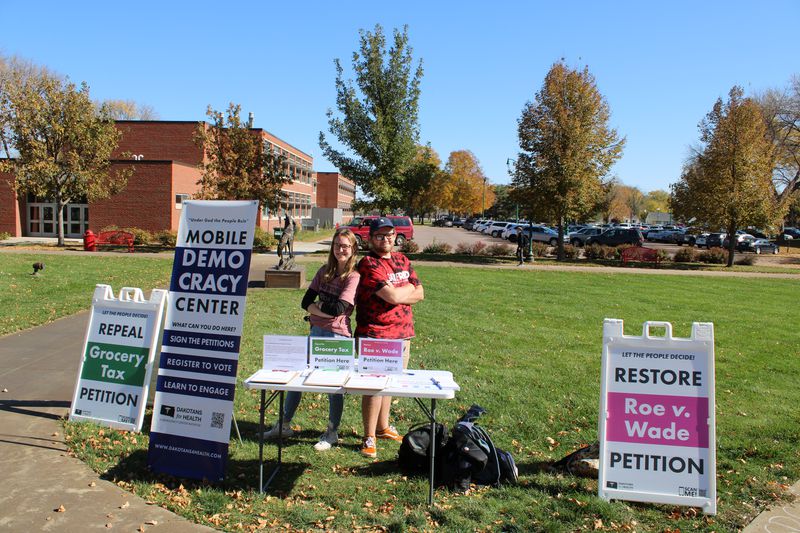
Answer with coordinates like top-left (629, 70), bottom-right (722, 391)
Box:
top-left (211, 412), bottom-right (225, 429)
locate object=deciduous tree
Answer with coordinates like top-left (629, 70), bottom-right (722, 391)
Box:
top-left (100, 99), bottom-right (158, 120)
top-left (671, 86), bottom-right (776, 266)
top-left (319, 24), bottom-right (423, 212)
top-left (193, 103), bottom-right (289, 213)
top-left (445, 150), bottom-right (492, 215)
top-left (513, 61), bottom-right (624, 259)
top-left (0, 67), bottom-right (129, 245)
top-left (642, 189), bottom-right (671, 221)
top-left (403, 144), bottom-right (441, 221)
top-left (756, 75), bottom-right (800, 213)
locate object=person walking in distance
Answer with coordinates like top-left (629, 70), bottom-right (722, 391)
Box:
top-left (355, 217), bottom-right (424, 457)
top-left (262, 228), bottom-right (360, 451)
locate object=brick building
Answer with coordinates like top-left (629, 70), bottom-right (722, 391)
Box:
top-left (315, 171), bottom-right (356, 224)
top-left (0, 120), bottom-right (353, 238)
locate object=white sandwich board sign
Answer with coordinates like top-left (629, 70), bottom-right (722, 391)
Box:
top-left (598, 319), bottom-right (717, 515)
top-left (70, 285), bottom-right (167, 431)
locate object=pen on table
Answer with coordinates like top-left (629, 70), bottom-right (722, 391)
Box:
top-left (430, 377), bottom-right (442, 390)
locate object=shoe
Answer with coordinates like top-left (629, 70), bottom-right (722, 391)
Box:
top-left (262, 423), bottom-right (294, 440)
top-left (313, 429), bottom-right (339, 451)
top-left (360, 436), bottom-right (377, 458)
top-left (376, 425), bottom-right (402, 442)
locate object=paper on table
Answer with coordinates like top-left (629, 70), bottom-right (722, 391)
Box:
top-left (249, 369), bottom-right (299, 384)
top-left (263, 335), bottom-right (308, 370)
top-left (303, 368), bottom-right (350, 387)
top-left (344, 373), bottom-right (389, 391)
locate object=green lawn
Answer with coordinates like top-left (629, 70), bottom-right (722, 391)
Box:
top-left (0, 253), bottom-right (172, 336)
top-left (45, 258), bottom-right (800, 531)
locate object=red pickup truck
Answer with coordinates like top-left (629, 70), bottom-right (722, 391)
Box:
top-left (343, 215), bottom-right (414, 249)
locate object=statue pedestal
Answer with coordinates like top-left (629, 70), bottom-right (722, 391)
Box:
top-left (265, 265), bottom-right (306, 289)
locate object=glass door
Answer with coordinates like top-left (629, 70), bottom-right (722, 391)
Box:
top-left (62, 204), bottom-right (89, 238)
top-left (27, 203), bottom-right (57, 236)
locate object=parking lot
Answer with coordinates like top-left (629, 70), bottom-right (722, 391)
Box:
top-left (412, 224), bottom-right (800, 268)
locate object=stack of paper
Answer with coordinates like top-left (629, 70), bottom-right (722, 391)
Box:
top-left (303, 369), bottom-right (350, 387)
top-left (344, 373), bottom-right (389, 391)
top-left (249, 369), bottom-right (299, 384)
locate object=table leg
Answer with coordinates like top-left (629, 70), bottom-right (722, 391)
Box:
top-left (257, 390), bottom-right (282, 493)
top-left (259, 390), bottom-right (265, 492)
top-left (428, 398), bottom-right (436, 506)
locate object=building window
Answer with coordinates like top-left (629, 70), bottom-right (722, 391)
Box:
top-left (175, 193), bottom-right (190, 209)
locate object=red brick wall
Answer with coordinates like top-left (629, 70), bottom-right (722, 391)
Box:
top-left (0, 171), bottom-right (22, 236)
top-left (113, 122), bottom-right (204, 166)
top-left (91, 161), bottom-right (174, 233)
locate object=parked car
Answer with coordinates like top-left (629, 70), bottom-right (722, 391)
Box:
top-left (722, 231), bottom-right (754, 248)
top-left (486, 221), bottom-right (512, 238)
top-left (517, 225), bottom-right (564, 246)
top-left (781, 227), bottom-right (800, 240)
top-left (463, 218), bottom-right (478, 231)
top-left (585, 228), bottom-right (644, 247)
top-left (692, 233), bottom-right (710, 248)
top-left (704, 233), bottom-right (726, 248)
top-left (568, 226), bottom-right (603, 246)
top-left (501, 223), bottom-right (521, 240)
top-left (453, 217), bottom-right (466, 228)
top-left (474, 220), bottom-right (493, 233)
top-left (344, 215), bottom-right (414, 248)
top-left (647, 229), bottom-right (682, 243)
top-left (741, 238), bottom-right (779, 254)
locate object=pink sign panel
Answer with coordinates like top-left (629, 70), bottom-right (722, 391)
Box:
top-left (359, 339), bottom-right (403, 358)
top-left (606, 392), bottom-right (709, 448)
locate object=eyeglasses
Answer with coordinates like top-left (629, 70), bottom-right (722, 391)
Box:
top-left (372, 233), bottom-right (395, 241)
top-left (334, 243), bottom-right (352, 250)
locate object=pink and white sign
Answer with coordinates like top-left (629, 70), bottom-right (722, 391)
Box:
top-left (358, 339), bottom-right (404, 374)
top-left (598, 320), bottom-right (717, 515)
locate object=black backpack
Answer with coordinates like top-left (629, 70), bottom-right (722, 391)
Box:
top-left (446, 405), bottom-right (518, 491)
top-left (398, 421), bottom-right (450, 473)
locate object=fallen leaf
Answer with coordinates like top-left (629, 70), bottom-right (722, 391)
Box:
top-left (144, 520), bottom-right (158, 525)
top-left (2, 388), bottom-right (8, 393)
top-left (89, 482), bottom-right (96, 487)
top-left (120, 501), bottom-right (130, 509)
top-left (105, 524), bottom-right (113, 529)
top-left (51, 432), bottom-right (59, 437)
top-left (55, 505), bottom-right (66, 512)
top-left (593, 518), bottom-right (603, 529)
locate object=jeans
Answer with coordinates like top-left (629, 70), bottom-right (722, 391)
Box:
top-left (281, 325), bottom-right (346, 430)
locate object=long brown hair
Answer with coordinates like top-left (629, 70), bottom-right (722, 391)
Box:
top-left (323, 228), bottom-right (358, 282)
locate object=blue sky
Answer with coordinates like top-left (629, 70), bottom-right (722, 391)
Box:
top-left (2, 1), bottom-right (797, 193)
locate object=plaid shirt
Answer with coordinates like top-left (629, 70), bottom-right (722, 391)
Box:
top-left (355, 251), bottom-right (420, 339)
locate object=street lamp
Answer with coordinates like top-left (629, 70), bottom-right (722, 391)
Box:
top-left (482, 176), bottom-right (486, 218)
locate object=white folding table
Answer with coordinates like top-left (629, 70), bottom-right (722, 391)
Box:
top-left (244, 369), bottom-right (458, 505)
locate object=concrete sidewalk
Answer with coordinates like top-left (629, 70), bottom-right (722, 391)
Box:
top-left (0, 312), bottom-right (215, 532)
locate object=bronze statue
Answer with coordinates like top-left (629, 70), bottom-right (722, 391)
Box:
top-left (276, 213), bottom-right (297, 270)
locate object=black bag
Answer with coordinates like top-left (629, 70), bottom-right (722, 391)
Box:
top-left (448, 405), bottom-right (518, 491)
top-left (398, 422), bottom-right (449, 473)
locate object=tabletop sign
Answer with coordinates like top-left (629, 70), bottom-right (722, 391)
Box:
top-left (70, 285), bottom-right (167, 432)
top-left (148, 200), bottom-right (258, 482)
top-left (598, 320), bottom-right (717, 515)
top-left (309, 337), bottom-right (355, 370)
top-left (358, 338), bottom-right (404, 374)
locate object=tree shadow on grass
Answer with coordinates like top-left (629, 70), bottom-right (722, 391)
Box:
top-left (102, 448), bottom-right (311, 496)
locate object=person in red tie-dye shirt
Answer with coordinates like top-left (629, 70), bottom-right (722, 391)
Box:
top-left (355, 217), bottom-right (424, 458)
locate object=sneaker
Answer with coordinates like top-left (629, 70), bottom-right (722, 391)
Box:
top-left (360, 436), bottom-right (377, 458)
top-left (376, 425), bottom-right (402, 442)
top-left (262, 423), bottom-right (294, 440)
top-left (313, 429), bottom-right (339, 452)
